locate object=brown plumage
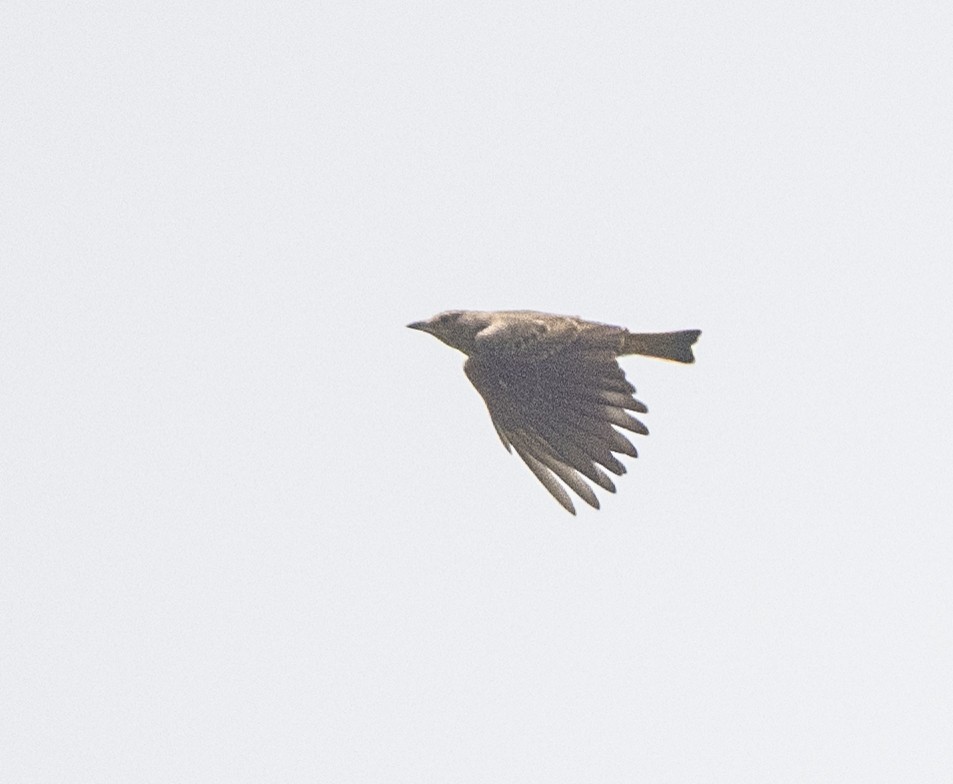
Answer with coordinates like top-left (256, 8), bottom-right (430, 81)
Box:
top-left (407, 310), bottom-right (700, 514)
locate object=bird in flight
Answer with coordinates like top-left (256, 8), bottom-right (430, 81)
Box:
top-left (408, 310), bottom-right (700, 514)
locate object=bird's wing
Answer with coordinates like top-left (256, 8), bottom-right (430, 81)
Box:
top-left (464, 346), bottom-right (649, 514)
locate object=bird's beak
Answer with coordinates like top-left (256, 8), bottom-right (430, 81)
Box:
top-left (406, 320), bottom-right (430, 332)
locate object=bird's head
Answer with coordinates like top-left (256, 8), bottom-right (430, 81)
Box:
top-left (406, 310), bottom-right (490, 355)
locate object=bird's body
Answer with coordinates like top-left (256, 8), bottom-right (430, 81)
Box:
top-left (408, 310), bottom-right (700, 514)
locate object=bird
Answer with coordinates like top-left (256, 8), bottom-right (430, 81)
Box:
top-left (407, 310), bottom-right (700, 514)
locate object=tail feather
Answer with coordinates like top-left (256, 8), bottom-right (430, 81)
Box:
top-left (621, 330), bottom-right (701, 363)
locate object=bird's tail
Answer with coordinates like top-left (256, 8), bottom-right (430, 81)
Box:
top-left (621, 330), bottom-right (701, 363)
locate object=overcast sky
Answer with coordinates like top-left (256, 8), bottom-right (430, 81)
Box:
top-left (3, 2), bottom-right (952, 782)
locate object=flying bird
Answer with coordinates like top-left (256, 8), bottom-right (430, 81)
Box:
top-left (408, 310), bottom-right (700, 514)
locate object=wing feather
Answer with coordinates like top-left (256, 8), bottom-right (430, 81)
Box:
top-left (524, 417), bottom-right (618, 492)
top-left (510, 443), bottom-right (577, 515)
top-left (464, 345), bottom-right (650, 512)
top-left (509, 431), bottom-right (601, 511)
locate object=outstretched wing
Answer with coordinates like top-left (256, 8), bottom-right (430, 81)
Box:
top-left (464, 345), bottom-right (649, 514)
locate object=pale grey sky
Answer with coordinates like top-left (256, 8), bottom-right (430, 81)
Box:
top-left (2, 2), bottom-right (952, 782)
